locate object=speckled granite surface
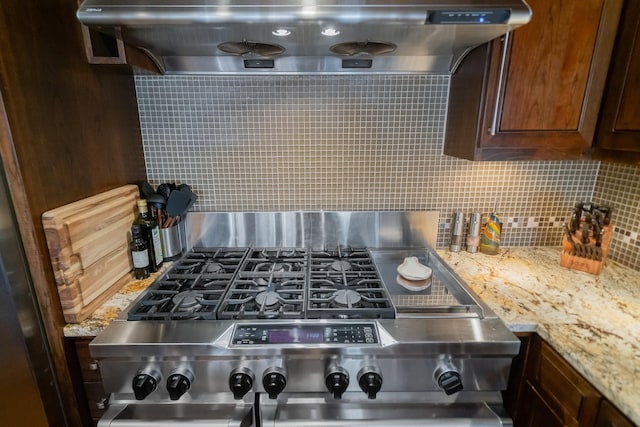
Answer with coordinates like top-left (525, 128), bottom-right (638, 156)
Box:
top-left (437, 247), bottom-right (640, 426)
top-left (63, 269), bottom-right (165, 337)
top-left (64, 247), bottom-right (640, 425)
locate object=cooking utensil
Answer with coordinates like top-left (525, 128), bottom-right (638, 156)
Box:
top-left (166, 189), bottom-right (191, 218)
top-left (137, 181), bottom-right (155, 199)
top-left (177, 183), bottom-right (192, 192)
top-left (179, 189), bottom-right (197, 217)
top-left (146, 193), bottom-right (167, 227)
top-left (581, 222), bottom-right (590, 244)
top-left (156, 183), bottom-right (172, 199)
top-left (563, 224), bottom-right (577, 256)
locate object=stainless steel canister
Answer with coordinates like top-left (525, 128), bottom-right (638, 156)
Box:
top-left (466, 212), bottom-right (482, 253)
top-left (450, 212), bottom-right (465, 252)
top-left (161, 224), bottom-right (182, 260)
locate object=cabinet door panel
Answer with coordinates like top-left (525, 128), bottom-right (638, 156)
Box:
top-left (616, 38), bottom-right (640, 131)
top-left (594, 0), bottom-right (640, 161)
top-left (595, 400), bottom-right (636, 427)
top-left (500, 0), bottom-right (602, 132)
top-left (445, 0), bottom-right (623, 161)
top-left (515, 381), bottom-right (565, 427)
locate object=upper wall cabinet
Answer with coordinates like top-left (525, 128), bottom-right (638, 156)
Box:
top-left (593, 0), bottom-right (640, 164)
top-left (444, 0), bottom-right (623, 161)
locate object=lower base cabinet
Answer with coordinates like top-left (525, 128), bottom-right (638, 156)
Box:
top-left (507, 333), bottom-right (636, 427)
top-left (66, 337), bottom-right (108, 427)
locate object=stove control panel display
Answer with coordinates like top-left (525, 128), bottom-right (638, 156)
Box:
top-left (232, 323), bottom-right (379, 345)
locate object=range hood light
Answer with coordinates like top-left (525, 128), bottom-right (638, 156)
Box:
top-left (272, 28), bottom-right (291, 37)
top-left (321, 28), bottom-right (340, 37)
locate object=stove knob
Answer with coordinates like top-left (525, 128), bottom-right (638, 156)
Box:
top-left (229, 368), bottom-right (254, 400)
top-left (357, 367), bottom-right (382, 400)
top-left (262, 367), bottom-right (287, 399)
top-left (436, 370), bottom-right (463, 395)
top-left (166, 369), bottom-right (194, 401)
top-left (325, 367), bottom-right (349, 399)
top-left (132, 370), bottom-right (161, 400)
top-left (434, 359), bottom-right (464, 396)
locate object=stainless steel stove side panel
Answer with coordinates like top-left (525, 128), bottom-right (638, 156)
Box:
top-left (188, 211), bottom-right (438, 250)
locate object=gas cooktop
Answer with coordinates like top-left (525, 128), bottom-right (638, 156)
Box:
top-left (127, 247), bottom-right (395, 321)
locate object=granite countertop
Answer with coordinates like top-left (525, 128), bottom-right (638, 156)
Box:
top-left (437, 247), bottom-right (640, 426)
top-left (63, 269), bottom-right (166, 337)
top-left (64, 247), bottom-right (640, 424)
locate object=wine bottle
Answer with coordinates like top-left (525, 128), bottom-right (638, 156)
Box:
top-left (134, 199), bottom-right (164, 272)
top-left (131, 225), bottom-right (150, 279)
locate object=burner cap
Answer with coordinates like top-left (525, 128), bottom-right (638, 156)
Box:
top-left (172, 290), bottom-right (203, 311)
top-left (255, 262), bottom-right (288, 272)
top-left (331, 260), bottom-right (353, 271)
top-left (255, 291), bottom-right (280, 309)
top-left (205, 262), bottom-right (224, 274)
top-left (333, 289), bottom-right (362, 307)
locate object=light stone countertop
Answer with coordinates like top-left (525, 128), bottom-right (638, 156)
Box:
top-left (64, 247), bottom-right (640, 425)
top-left (437, 247), bottom-right (640, 426)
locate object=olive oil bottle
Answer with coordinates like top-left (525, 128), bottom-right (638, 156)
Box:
top-left (130, 225), bottom-right (150, 279)
top-left (134, 199), bottom-right (163, 272)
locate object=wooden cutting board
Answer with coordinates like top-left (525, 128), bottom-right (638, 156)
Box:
top-left (42, 185), bottom-right (139, 323)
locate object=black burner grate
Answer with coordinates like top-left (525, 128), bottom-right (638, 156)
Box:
top-left (307, 248), bottom-right (395, 319)
top-left (127, 247), bottom-right (248, 320)
top-left (127, 246), bottom-right (395, 321)
top-left (217, 248), bottom-right (308, 319)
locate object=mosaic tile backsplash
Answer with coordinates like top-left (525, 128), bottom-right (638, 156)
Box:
top-left (135, 73), bottom-right (638, 270)
top-left (594, 163), bottom-right (640, 270)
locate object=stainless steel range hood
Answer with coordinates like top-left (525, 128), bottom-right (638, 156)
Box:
top-left (76, 0), bottom-right (531, 75)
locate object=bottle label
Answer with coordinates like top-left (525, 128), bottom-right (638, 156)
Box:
top-left (132, 249), bottom-right (149, 268)
top-left (151, 226), bottom-right (163, 264)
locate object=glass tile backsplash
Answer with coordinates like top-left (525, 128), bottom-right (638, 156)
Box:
top-left (135, 72), bottom-right (639, 270)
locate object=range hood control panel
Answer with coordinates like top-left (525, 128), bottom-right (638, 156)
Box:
top-left (427, 9), bottom-right (511, 24)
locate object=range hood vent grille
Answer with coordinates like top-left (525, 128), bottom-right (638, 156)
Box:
top-left (218, 42), bottom-right (286, 57)
top-left (330, 41), bottom-right (398, 56)
top-left (77, 0), bottom-right (532, 75)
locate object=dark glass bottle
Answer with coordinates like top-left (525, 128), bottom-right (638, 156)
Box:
top-left (131, 225), bottom-right (150, 279)
top-left (134, 199), bottom-right (163, 272)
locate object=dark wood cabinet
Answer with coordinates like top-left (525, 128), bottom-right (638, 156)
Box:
top-left (593, 0), bottom-right (640, 164)
top-left (67, 337), bottom-right (108, 427)
top-left (595, 400), bottom-right (636, 427)
top-left (445, 0), bottom-right (623, 161)
top-left (0, 0), bottom-right (147, 423)
top-left (507, 333), bottom-right (636, 427)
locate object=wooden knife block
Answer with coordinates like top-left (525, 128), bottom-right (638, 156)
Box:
top-left (560, 223), bottom-right (613, 275)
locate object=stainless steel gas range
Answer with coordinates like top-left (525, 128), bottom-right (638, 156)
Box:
top-left (92, 212), bottom-right (519, 427)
